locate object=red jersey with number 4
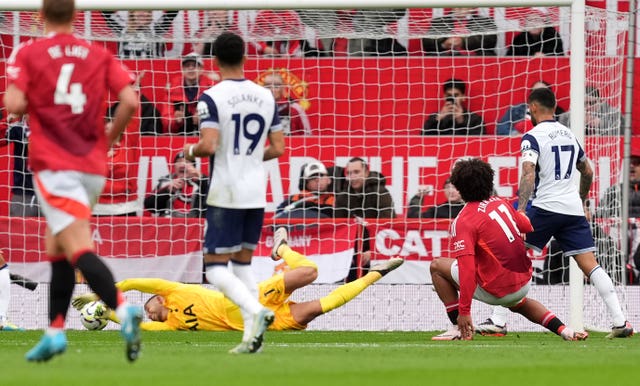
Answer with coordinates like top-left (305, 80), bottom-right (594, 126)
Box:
top-left (450, 196), bottom-right (533, 315)
top-left (6, 33), bottom-right (133, 175)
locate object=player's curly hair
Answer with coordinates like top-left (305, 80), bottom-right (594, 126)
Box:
top-left (449, 158), bottom-right (494, 202)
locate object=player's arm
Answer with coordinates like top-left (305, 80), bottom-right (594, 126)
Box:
top-left (107, 85), bottom-right (138, 146)
top-left (103, 310), bottom-right (173, 331)
top-left (185, 94), bottom-right (219, 160)
top-left (264, 130), bottom-right (285, 161)
top-left (456, 253), bottom-right (477, 340)
top-left (263, 101), bottom-right (285, 161)
top-left (518, 135), bottom-right (539, 213)
top-left (576, 158), bottom-right (594, 203)
top-left (3, 84), bottom-right (27, 117)
top-left (116, 278), bottom-right (180, 294)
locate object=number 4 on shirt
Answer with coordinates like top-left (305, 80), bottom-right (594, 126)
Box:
top-left (54, 63), bottom-right (87, 114)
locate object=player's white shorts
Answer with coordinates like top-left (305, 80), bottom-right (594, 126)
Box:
top-left (33, 170), bottom-right (105, 235)
top-left (451, 260), bottom-right (530, 307)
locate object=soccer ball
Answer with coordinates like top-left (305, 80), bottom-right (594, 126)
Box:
top-left (80, 300), bottom-right (109, 331)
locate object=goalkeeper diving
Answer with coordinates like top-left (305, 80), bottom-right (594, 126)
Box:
top-left (72, 228), bottom-right (403, 331)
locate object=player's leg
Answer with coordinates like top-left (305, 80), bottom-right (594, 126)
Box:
top-left (203, 207), bottom-right (271, 353)
top-left (25, 231), bottom-right (69, 361)
top-left (508, 297), bottom-right (588, 341)
top-left (0, 251), bottom-right (22, 331)
top-left (272, 227), bottom-right (319, 293)
top-left (555, 215), bottom-right (632, 338)
top-left (430, 258), bottom-right (463, 340)
top-left (288, 257), bottom-right (403, 325)
top-left (28, 171), bottom-right (142, 362)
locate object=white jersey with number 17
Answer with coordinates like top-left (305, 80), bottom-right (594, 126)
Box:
top-left (520, 120), bottom-right (586, 216)
top-left (197, 79), bottom-right (282, 209)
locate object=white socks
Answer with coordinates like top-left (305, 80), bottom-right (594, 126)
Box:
top-left (490, 306), bottom-right (509, 327)
top-left (206, 265), bottom-right (262, 340)
top-left (0, 266), bottom-right (10, 324)
top-left (231, 262), bottom-right (261, 341)
top-left (589, 266), bottom-right (626, 327)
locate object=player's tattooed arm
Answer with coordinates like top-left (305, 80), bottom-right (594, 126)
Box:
top-left (517, 161), bottom-right (536, 212)
top-left (576, 159), bottom-right (594, 202)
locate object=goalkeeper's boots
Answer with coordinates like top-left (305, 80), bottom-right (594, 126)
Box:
top-left (606, 321), bottom-right (634, 339)
top-left (25, 331), bottom-right (67, 362)
top-left (432, 325), bottom-right (463, 341)
top-left (475, 318), bottom-right (507, 337)
top-left (271, 227), bottom-right (288, 261)
top-left (560, 327), bottom-right (589, 341)
top-left (370, 257), bottom-right (404, 277)
top-left (0, 320), bottom-right (25, 331)
top-left (229, 308), bottom-right (275, 354)
top-left (120, 304), bottom-right (143, 362)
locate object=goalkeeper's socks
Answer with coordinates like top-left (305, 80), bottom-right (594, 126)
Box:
top-left (74, 250), bottom-right (119, 310)
top-left (49, 260), bottom-right (75, 324)
top-left (319, 273), bottom-right (377, 313)
top-left (589, 266), bottom-right (627, 326)
top-left (279, 245), bottom-right (318, 270)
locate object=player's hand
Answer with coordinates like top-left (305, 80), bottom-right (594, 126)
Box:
top-left (93, 302), bottom-right (110, 319)
top-left (457, 315), bottom-right (474, 340)
top-left (515, 210), bottom-right (534, 234)
top-left (71, 293), bottom-right (99, 310)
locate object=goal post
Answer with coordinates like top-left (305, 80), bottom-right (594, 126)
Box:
top-left (0, 1), bottom-right (634, 333)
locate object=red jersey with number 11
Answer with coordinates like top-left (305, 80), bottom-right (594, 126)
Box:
top-left (450, 196), bottom-right (533, 315)
top-left (6, 33), bottom-right (133, 175)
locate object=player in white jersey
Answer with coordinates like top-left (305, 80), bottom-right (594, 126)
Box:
top-left (508, 87), bottom-right (631, 338)
top-left (184, 32), bottom-right (285, 354)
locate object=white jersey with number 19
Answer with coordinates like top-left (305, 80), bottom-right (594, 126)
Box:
top-left (197, 79), bottom-right (282, 209)
top-left (520, 120), bottom-right (586, 216)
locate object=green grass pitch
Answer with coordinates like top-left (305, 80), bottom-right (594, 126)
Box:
top-left (1, 330), bottom-right (636, 386)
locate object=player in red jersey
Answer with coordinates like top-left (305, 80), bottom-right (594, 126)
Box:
top-left (3, 0), bottom-right (143, 362)
top-left (430, 158), bottom-right (588, 341)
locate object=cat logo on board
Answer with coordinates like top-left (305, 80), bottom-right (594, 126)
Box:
top-left (256, 68), bottom-right (310, 111)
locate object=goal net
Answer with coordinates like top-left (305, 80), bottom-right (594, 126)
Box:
top-left (0, 5), bottom-right (635, 332)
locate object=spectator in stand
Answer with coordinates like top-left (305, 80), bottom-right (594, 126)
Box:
top-left (92, 109), bottom-right (140, 217)
top-left (335, 157), bottom-right (396, 219)
top-left (422, 78), bottom-right (485, 136)
top-left (162, 53), bottom-right (216, 135)
top-left (144, 151), bottom-right (208, 218)
top-left (0, 114), bottom-right (40, 217)
top-left (496, 80), bottom-right (565, 136)
top-left (131, 71), bottom-right (164, 136)
top-left (558, 85), bottom-right (623, 136)
top-left (102, 10), bottom-right (179, 58)
top-left (263, 71), bottom-right (311, 136)
top-left (276, 161), bottom-right (335, 219)
top-left (194, 10), bottom-right (236, 57)
top-left (250, 10), bottom-right (325, 57)
top-left (407, 178), bottom-right (464, 219)
top-left (506, 11), bottom-right (564, 57)
top-left (335, 157), bottom-right (396, 282)
top-left (422, 8), bottom-right (497, 56)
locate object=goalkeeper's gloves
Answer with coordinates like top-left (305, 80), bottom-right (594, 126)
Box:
top-left (71, 293), bottom-right (99, 310)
